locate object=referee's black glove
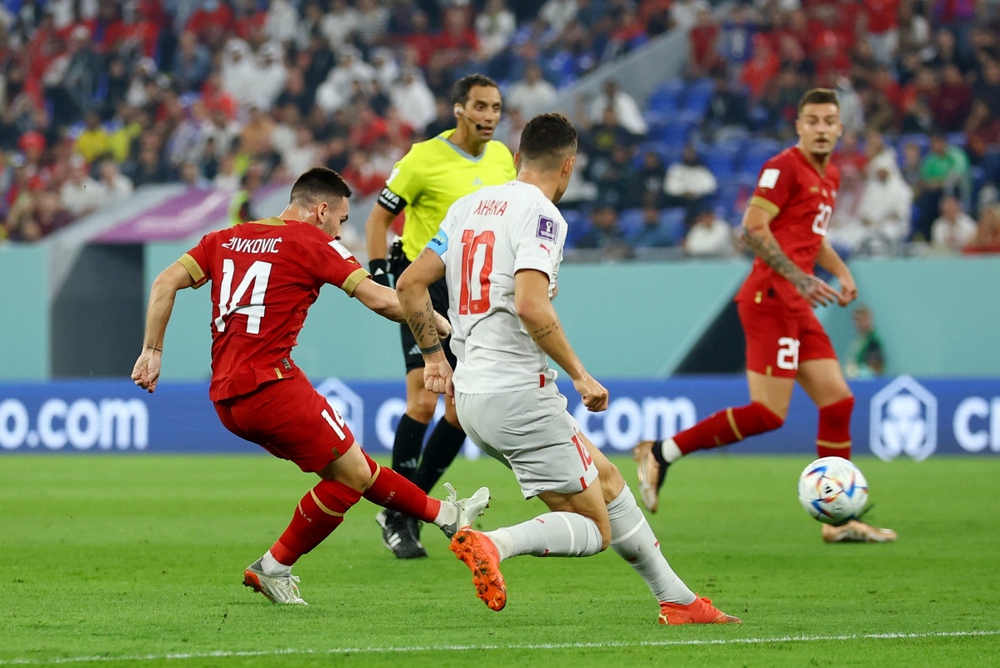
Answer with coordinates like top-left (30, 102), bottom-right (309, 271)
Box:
top-left (369, 259), bottom-right (391, 287)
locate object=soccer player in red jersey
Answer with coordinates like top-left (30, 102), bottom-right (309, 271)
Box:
top-left (633, 89), bottom-right (896, 543)
top-left (131, 168), bottom-right (490, 604)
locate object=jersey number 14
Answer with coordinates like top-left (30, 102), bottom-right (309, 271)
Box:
top-left (459, 230), bottom-right (495, 314)
top-left (214, 259), bottom-right (271, 334)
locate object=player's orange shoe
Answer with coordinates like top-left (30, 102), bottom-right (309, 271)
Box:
top-left (658, 596), bottom-right (741, 625)
top-left (450, 529), bottom-right (507, 611)
top-left (822, 519), bottom-right (897, 543)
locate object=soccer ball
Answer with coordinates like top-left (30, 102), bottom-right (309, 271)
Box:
top-left (797, 457), bottom-right (868, 524)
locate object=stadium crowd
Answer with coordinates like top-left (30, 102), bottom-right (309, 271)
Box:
top-left (0, 0), bottom-right (998, 258)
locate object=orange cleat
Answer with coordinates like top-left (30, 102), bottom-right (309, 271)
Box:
top-left (659, 596), bottom-right (741, 625)
top-left (822, 519), bottom-right (897, 543)
top-left (450, 529), bottom-right (507, 611)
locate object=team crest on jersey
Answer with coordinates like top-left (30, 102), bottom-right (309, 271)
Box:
top-left (536, 216), bottom-right (557, 242)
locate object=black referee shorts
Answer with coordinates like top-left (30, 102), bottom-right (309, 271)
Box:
top-left (392, 253), bottom-right (458, 374)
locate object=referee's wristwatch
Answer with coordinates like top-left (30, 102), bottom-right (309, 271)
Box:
top-left (369, 259), bottom-right (391, 287)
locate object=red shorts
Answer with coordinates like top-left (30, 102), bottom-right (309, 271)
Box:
top-left (214, 374), bottom-right (355, 473)
top-left (737, 299), bottom-right (837, 379)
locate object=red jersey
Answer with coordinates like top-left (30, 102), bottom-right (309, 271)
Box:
top-left (179, 218), bottom-right (369, 402)
top-left (736, 146), bottom-right (841, 313)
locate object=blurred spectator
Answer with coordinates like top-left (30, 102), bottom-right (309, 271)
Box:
top-left (862, 0), bottom-right (900, 66)
top-left (635, 150), bottom-right (666, 209)
top-left (46, 25), bottom-right (101, 126)
top-left (836, 152), bottom-right (913, 253)
top-left (5, 190), bottom-right (73, 242)
top-left (167, 100), bottom-right (213, 168)
top-left (592, 144), bottom-right (636, 209)
top-left (964, 100), bottom-right (1000, 179)
top-left (581, 106), bottom-right (640, 166)
top-left (173, 31), bottom-right (212, 93)
top-left (186, 0), bottom-right (235, 49)
top-left (913, 133), bottom-right (970, 240)
top-left (588, 80), bottom-right (647, 136)
top-left (390, 68), bottom-right (438, 133)
top-left (576, 204), bottom-right (629, 252)
top-left (476, 0), bottom-right (517, 61)
top-left (179, 161), bottom-right (211, 189)
top-left (318, 0), bottom-right (359, 48)
top-left (316, 48), bottom-right (376, 114)
top-left (684, 208), bottom-right (732, 256)
top-left (281, 127), bottom-right (320, 176)
top-left (632, 206), bottom-right (674, 249)
top-left (265, 0), bottom-right (298, 45)
top-left (687, 8), bottom-right (723, 79)
top-left (99, 159), bottom-right (135, 204)
top-left (74, 111), bottom-right (112, 163)
top-left (275, 69), bottom-right (314, 119)
top-left (670, 0), bottom-right (710, 33)
top-left (974, 59), bottom-right (1000, 115)
top-left (663, 145), bottom-right (717, 222)
top-left (126, 143), bottom-right (175, 186)
top-left (540, 0), bottom-right (579, 35)
top-left (355, 0), bottom-right (390, 46)
top-left (507, 63), bottom-right (557, 119)
top-left (844, 305), bottom-right (885, 378)
top-left (964, 205), bottom-right (1000, 254)
top-left (59, 156), bottom-right (103, 217)
top-left (931, 195), bottom-right (977, 251)
top-left (214, 152), bottom-right (242, 191)
top-left (229, 162), bottom-right (265, 225)
top-left (253, 42), bottom-right (289, 112)
top-left (931, 65), bottom-right (972, 132)
top-left (740, 35), bottom-right (781, 101)
top-left (703, 73), bottom-right (750, 142)
top-left (220, 39), bottom-right (257, 109)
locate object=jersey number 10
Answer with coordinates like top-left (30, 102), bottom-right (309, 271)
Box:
top-left (459, 230), bottom-right (495, 315)
top-left (214, 259), bottom-right (272, 334)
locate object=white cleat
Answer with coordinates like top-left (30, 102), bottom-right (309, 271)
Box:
top-left (243, 559), bottom-right (308, 605)
top-left (440, 482), bottom-right (490, 538)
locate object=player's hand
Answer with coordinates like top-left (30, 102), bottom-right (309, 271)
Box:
top-left (131, 349), bottom-right (161, 393)
top-left (835, 272), bottom-right (858, 307)
top-left (434, 312), bottom-right (452, 339)
top-left (368, 259), bottom-right (391, 287)
top-left (574, 374), bottom-right (608, 412)
top-left (796, 275), bottom-right (840, 308)
top-left (424, 357), bottom-right (455, 397)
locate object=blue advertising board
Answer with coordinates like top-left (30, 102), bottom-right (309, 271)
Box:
top-left (1, 375), bottom-right (998, 460)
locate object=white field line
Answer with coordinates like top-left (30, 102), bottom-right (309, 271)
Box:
top-left (1, 630), bottom-right (997, 666)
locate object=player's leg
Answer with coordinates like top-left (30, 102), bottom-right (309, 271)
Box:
top-left (377, 364), bottom-right (436, 559)
top-left (797, 350), bottom-right (896, 543)
top-left (633, 301), bottom-right (792, 512)
top-left (583, 434), bottom-right (740, 624)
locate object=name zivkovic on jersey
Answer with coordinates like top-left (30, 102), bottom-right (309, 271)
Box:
top-left (428, 180), bottom-right (567, 395)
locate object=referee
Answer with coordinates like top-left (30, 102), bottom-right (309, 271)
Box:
top-left (365, 74), bottom-right (516, 559)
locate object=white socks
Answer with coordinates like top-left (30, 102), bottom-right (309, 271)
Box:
top-left (607, 485), bottom-right (696, 605)
top-left (660, 438), bottom-right (683, 464)
top-left (484, 512), bottom-right (603, 561)
top-left (260, 550), bottom-right (292, 576)
top-left (434, 500), bottom-right (458, 528)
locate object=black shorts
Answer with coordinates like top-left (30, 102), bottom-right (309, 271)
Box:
top-left (392, 252), bottom-right (458, 373)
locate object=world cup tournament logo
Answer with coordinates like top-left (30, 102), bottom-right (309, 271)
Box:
top-left (315, 377), bottom-right (364, 446)
top-left (869, 375), bottom-right (937, 462)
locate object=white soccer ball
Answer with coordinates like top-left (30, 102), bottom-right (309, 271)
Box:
top-left (797, 457), bottom-right (869, 524)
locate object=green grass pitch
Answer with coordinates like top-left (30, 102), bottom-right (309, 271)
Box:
top-left (1, 454), bottom-right (998, 667)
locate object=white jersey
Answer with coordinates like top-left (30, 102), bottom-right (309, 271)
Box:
top-left (427, 180), bottom-right (567, 394)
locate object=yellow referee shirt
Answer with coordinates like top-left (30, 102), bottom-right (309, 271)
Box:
top-left (377, 130), bottom-right (516, 261)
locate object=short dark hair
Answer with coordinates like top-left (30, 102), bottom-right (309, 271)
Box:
top-left (518, 113), bottom-right (578, 170)
top-left (289, 167), bottom-right (352, 205)
top-left (798, 88), bottom-right (839, 112)
top-left (451, 74), bottom-right (500, 106)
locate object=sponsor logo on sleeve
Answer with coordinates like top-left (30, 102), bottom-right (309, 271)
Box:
top-left (536, 216), bottom-right (557, 242)
top-left (328, 240), bottom-right (354, 259)
top-left (758, 168), bottom-right (780, 189)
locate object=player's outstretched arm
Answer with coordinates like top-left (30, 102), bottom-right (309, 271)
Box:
top-left (132, 262), bottom-right (195, 393)
top-left (352, 277), bottom-right (451, 336)
top-left (364, 202), bottom-right (397, 286)
top-left (514, 269), bottom-right (608, 412)
top-left (397, 248), bottom-right (453, 395)
top-left (739, 204), bottom-right (840, 308)
top-left (815, 238), bottom-right (858, 307)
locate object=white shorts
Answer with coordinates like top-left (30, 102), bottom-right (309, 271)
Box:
top-left (455, 383), bottom-right (599, 499)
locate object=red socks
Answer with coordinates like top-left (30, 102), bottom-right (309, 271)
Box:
top-left (674, 402), bottom-right (785, 455)
top-left (270, 479), bottom-right (362, 566)
top-left (817, 396), bottom-right (854, 459)
top-left (361, 452), bottom-right (440, 523)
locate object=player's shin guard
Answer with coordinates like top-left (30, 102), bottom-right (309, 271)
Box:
top-left (486, 512), bottom-right (603, 559)
top-left (674, 402), bottom-right (784, 455)
top-left (362, 451), bottom-right (441, 523)
top-left (392, 414), bottom-right (429, 481)
top-left (270, 480), bottom-right (362, 566)
top-left (816, 396), bottom-right (854, 460)
top-left (607, 485), bottom-right (696, 605)
top-left (413, 418), bottom-right (466, 493)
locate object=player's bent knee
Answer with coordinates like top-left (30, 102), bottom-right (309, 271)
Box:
top-left (405, 393), bottom-right (437, 424)
top-left (748, 401), bottom-right (785, 434)
top-left (599, 464), bottom-right (626, 505)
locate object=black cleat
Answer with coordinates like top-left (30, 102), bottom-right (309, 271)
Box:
top-left (376, 509), bottom-right (428, 559)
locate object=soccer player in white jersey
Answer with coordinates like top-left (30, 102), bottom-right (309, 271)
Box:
top-left (396, 114), bottom-right (740, 625)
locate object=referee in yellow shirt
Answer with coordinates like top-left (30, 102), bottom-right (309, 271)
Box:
top-left (365, 74), bottom-right (516, 559)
